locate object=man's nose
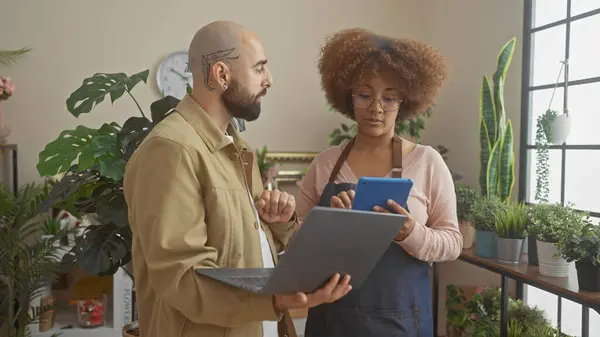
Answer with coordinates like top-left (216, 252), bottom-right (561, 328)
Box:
top-left (264, 68), bottom-right (273, 88)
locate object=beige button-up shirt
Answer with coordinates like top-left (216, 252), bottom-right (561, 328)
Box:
top-left (123, 95), bottom-right (298, 337)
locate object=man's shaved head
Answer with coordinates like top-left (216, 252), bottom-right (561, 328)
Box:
top-left (189, 21), bottom-right (246, 90)
top-left (188, 21), bottom-right (272, 122)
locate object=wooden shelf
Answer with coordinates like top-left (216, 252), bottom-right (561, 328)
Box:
top-left (459, 247), bottom-right (600, 313)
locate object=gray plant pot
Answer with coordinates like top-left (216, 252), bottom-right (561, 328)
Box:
top-left (496, 237), bottom-right (525, 264)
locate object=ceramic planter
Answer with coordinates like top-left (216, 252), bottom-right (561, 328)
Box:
top-left (459, 221), bottom-right (476, 249)
top-left (475, 230), bottom-right (497, 258)
top-left (496, 237), bottom-right (525, 264)
top-left (537, 240), bottom-right (571, 277)
top-left (576, 260), bottom-right (600, 292)
top-left (550, 113), bottom-right (571, 145)
top-left (527, 235), bottom-right (539, 265)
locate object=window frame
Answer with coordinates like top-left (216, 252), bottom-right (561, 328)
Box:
top-left (519, 1), bottom-right (600, 336)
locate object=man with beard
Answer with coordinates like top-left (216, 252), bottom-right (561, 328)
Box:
top-left (122, 21), bottom-right (352, 337)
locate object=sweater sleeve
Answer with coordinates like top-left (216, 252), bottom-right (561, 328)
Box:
top-left (296, 159), bottom-right (322, 224)
top-left (398, 149), bottom-right (463, 262)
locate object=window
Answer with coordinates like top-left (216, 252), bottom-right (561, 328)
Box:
top-left (520, 1), bottom-right (600, 336)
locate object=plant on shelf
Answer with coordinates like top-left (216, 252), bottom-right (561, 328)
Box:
top-left (0, 182), bottom-right (65, 337)
top-left (557, 219), bottom-right (600, 291)
top-left (494, 202), bottom-right (528, 264)
top-left (36, 70), bottom-right (180, 336)
top-left (469, 196), bottom-right (506, 259)
top-left (255, 145), bottom-right (278, 188)
top-left (528, 202), bottom-right (589, 278)
top-left (478, 37), bottom-right (516, 203)
top-left (455, 184), bottom-right (479, 249)
top-left (534, 109), bottom-right (558, 203)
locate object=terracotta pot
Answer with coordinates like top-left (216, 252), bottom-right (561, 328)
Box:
top-left (459, 221), bottom-right (476, 249)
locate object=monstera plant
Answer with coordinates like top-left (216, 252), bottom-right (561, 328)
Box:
top-left (478, 37), bottom-right (516, 202)
top-left (36, 70), bottom-right (180, 277)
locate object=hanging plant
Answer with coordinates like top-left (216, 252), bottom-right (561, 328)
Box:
top-left (534, 109), bottom-right (557, 203)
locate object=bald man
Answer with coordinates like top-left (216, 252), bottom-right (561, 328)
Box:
top-left (123, 21), bottom-right (351, 337)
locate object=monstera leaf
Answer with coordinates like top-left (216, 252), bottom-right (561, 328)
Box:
top-left (66, 70), bottom-right (149, 118)
top-left (61, 223), bottom-right (132, 276)
top-left (37, 123), bottom-right (125, 180)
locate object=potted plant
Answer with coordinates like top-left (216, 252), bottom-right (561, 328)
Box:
top-left (256, 145), bottom-right (279, 189)
top-left (35, 70), bottom-right (183, 337)
top-left (528, 202), bottom-right (588, 277)
top-left (478, 37), bottom-right (517, 204)
top-left (469, 196), bottom-right (506, 258)
top-left (557, 220), bottom-right (600, 291)
top-left (455, 184), bottom-right (479, 249)
top-left (0, 182), bottom-right (65, 337)
top-left (494, 202), bottom-right (528, 264)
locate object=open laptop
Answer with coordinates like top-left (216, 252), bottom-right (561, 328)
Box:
top-left (195, 206), bottom-right (407, 295)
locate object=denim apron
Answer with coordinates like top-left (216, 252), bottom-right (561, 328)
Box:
top-left (304, 137), bottom-right (433, 337)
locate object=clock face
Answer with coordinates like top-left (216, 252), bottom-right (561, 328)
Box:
top-left (156, 51), bottom-right (193, 99)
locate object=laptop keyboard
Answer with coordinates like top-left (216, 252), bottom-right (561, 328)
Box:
top-left (228, 275), bottom-right (270, 291)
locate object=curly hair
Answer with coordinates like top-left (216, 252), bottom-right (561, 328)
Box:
top-left (318, 28), bottom-right (448, 120)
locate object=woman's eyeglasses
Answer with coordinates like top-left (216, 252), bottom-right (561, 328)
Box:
top-left (352, 93), bottom-right (401, 112)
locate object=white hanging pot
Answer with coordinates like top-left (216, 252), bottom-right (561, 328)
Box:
top-left (550, 113), bottom-right (572, 144)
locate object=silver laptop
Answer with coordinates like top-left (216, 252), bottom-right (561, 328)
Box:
top-left (195, 206), bottom-right (407, 294)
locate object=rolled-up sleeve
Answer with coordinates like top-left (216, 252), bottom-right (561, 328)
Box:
top-left (124, 137), bottom-right (277, 327)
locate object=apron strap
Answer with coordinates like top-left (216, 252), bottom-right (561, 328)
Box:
top-left (328, 138), bottom-right (355, 183)
top-left (327, 136), bottom-right (404, 182)
top-left (392, 136), bottom-right (403, 178)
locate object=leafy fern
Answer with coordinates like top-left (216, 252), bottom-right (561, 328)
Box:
top-left (0, 48), bottom-right (32, 68)
top-left (0, 183), bottom-right (63, 337)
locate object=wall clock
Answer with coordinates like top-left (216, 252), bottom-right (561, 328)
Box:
top-left (156, 50), bottom-right (193, 99)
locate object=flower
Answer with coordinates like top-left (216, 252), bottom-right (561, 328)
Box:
top-left (0, 76), bottom-right (16, 101)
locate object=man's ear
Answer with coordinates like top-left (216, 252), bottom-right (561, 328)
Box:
top-left (211, 61), bottom-right (231, 89)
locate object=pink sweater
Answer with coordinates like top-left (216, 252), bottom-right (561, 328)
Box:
top-left (296, 143), bottom-right (463, 263)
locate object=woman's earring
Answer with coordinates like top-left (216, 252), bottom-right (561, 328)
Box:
top-left (223, 84), bottom-right (228, 90)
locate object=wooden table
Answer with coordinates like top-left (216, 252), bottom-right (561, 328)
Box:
top-left (432, 248), bottom-right (600, 337)
top-left (0, 144), bottom-right (18, 195)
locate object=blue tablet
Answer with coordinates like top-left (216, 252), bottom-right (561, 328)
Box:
top-left (352, 177), bottom-right (414, 212)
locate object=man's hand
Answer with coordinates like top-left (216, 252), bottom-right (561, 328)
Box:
top-left (373, 199), bottom-right (416, 241)
top-left (330, 190), bottom-right (355, 209)
top-left (256, 189), bottom-right (296, 223)
top-left (273, 273), bottom-right (352, 310)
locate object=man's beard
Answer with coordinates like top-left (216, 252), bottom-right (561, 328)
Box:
top-left (221, 79), bottom-right (266, 122)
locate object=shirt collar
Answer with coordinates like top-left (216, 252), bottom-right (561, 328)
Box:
top-left (175, 94), bottom-right (251, 152)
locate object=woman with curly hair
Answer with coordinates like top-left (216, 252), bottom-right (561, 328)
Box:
top-left (296, 28), bottom-right (462, 336)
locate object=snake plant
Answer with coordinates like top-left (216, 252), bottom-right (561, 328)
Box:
top-left (479, 37), bottom-right (516, 202)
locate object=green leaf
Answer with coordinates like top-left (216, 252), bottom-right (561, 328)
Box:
top-left (37, 125), bottom-right (101, 177)
top-left (150, 96), bottom-right (179, 124)
top-left (63, 224), bottom-right (132, 276)
top-left (479, 75), bottom-right (496, 196)
top-left (90, 124), bottom-right (126, 181)
top-left (66, 70), bottom-right (149, 118)
top-left (493, 75), bottom-right (507, 139)
top-left (486, 139), bottom-right (501, 199)
top-left (498, 120), bottom-right (515, 201)
top-left (0, 47), bottom-right (31, 67)
top-left (119, 117), bottom-right (153, 161)
top-left (492, 37), bottom-right (516, 86)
